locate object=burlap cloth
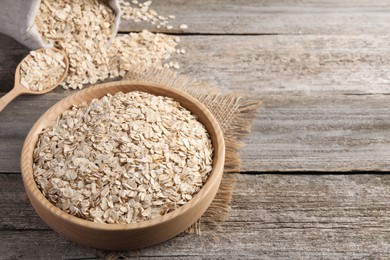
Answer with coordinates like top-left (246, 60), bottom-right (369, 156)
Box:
top-left (98, 67), bottom-right (261, 258)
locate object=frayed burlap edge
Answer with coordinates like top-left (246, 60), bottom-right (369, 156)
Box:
top-left (96, 66), bottom-right (261, 259)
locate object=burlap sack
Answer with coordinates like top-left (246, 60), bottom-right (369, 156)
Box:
top-left (0, 0), bottom-right (121, 49)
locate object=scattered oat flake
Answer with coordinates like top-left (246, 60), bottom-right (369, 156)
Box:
top-left (119, 0), bottom-right (176, 30)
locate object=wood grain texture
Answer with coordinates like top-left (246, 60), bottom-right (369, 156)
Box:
top-left (118, 0), bottom-right (390, 35)
top-left (175, 35), bottom-right (390, 95)
top-left (3, 173), bottom-right (390, 259)
top-left (242, 94), bottom-right (390, 172)
top-left (2, 92), bottom-right (390, 173)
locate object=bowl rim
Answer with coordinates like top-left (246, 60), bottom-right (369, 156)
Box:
top-left (21, 80), bottom-right (225, 231)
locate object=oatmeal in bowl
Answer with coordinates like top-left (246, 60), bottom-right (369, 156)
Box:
top-left (21, 81), bottom-right (225, 250)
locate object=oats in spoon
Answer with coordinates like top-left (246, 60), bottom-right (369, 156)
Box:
top-left (20, 48), bottom-right (66, 92)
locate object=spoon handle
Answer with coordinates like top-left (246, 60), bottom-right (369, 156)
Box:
top-left (0, 87), bottom-right (21, 112)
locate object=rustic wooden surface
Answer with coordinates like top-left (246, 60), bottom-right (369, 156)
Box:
top-left (2, 0), bottom-right (390, 259)
top-left (3, 174), bottom-right (390, 259)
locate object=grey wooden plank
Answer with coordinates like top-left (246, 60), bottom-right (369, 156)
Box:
top-left (0, 174), bottom-right (45, 230)
top-left (3, 174), bottom-right (390, 258)
top-left (2, 93), bottom-right (390, 173)
top-left (6, 229), bottom-right (390, 259)
top-left (1, 230), bottom-right (99, 259)
top-left (241, 93), bottom-right (390, 172)
top-left (174, 35), bottom-right (390, 95)
top-left (118, 0), bottom-right (390, 35)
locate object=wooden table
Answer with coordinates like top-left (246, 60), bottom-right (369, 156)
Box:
top-left (2, 1), bottom-right (390, 258)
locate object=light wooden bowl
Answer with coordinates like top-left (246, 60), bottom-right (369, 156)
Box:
top-left (21, 81), bottom-right (225, 250)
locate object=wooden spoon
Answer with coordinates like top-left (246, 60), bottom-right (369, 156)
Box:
top-left (0, 48), bottom-right (69, 112)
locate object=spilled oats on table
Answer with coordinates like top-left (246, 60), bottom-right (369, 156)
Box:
top-left (35, 0), bottom-right (185, 90)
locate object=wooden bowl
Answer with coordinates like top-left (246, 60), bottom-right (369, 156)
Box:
top-left (21, 81), bottom-right (225, 250)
